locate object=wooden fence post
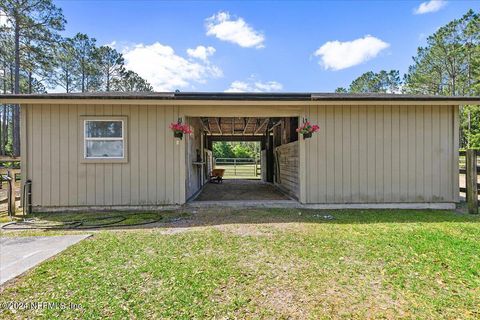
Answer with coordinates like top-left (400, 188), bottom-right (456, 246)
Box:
top-left (466, 149), bottom-right (479, 214)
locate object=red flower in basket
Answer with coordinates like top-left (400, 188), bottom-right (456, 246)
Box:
top-left (296, 121), bottom-right (319, 139)
top-left (170, 121), bottom-right (192, 139)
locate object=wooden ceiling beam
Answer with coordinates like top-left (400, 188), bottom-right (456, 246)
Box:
top-left (207, 117), bottom-right (220, 134)
top-left (217, 117), bottom-right (223, 135)
top-left (254, 118), bottom-right (269, 135)
top-left (199, 117), bottom-right (211, 134)
top-left (243, 117), bottom-right (252, 135)
top-left (252, 118), bottom-right (258, 134)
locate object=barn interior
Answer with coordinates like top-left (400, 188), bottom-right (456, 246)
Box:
top-left (185, 116), bottom-right (300, 202)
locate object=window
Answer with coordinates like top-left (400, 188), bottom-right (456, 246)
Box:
top-left (84, 119), bottom-right (125, 160)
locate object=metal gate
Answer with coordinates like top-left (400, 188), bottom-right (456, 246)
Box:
top-left (214, 158), bottom-right (260, 179)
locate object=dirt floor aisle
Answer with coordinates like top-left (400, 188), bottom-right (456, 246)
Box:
top-left (194, 179), bottom-right (289, 201)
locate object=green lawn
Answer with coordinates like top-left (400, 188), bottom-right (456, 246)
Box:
top-left (1, 208), bottom-right (479, 319)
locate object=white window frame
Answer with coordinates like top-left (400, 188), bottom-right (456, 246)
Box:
top-left (80, 116), bottom-right (128, 163)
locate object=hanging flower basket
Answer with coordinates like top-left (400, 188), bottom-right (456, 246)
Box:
top-left (303, 132), bottom-right (313, 139)
top-left (296, 120), bottom-right (319, 140)
top-left (174, 131), bottom-right (184, 139)
top-left (170, 120), bottom-right (192, 140)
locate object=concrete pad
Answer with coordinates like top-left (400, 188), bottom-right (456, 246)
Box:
top-left (0, 235), bottom-right (91, 285)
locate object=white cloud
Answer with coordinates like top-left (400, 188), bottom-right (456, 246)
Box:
top-left (253, 81), bottom-right (283, 92)
top-left (105, 41), bottom-right (117, 49)
top-left (187, 45), bottom-right (216, 61)
top-left (314, 35), bottom-right (389, 71)
top-left (122, 42), bottom-right (222, 91)
top-left (225, 79), bottom-right (283, 92)
top-left (0, 10), bottom-right (11, 27)
top-left (48, 86), bottom-right (68, 94)
top-left (225, 81), bottom-right (250, 92)
top-left (206, 11), bottom-right (265, 48)
top-left (413, 0), bottom-right (447, 15)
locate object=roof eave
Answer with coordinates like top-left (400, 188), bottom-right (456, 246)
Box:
top-left (0, 98), bottom-right (477, 106)
top-left (0, 92), bottom-right (479, 105)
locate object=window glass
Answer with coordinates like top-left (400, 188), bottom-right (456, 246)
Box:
top-left (84, 120), bottom-right (125, 159)
top-left (85, 121), bottom-right (123, 138)
top-left (86, 140), bottom-right (124, 158)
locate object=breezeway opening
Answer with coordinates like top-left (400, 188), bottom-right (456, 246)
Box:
top-left (213, 141), bottom-right (261, 180)
top-left (184, 116), bottom-right (300, 203)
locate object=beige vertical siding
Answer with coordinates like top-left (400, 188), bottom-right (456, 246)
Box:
top-left (305, 105), bottom-right (458, 203)
top-left (25, 104), bottom-right (184, 208)
top-left (22, 102), bottom-right (458, 207)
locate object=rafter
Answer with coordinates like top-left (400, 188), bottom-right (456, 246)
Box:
top-left (252, 118), bottom-right (258, 134)
top-left (216, 117), bottom-right (222, 135)
top-left (243, 117), bottom-right (252, 135)
top-left (254, 118), bottom-right (269, 135)
top-left (200, 118), bottom-right (211, 134)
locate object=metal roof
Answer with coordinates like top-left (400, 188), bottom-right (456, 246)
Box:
top-left (0, 92), bottom-right (479, 102)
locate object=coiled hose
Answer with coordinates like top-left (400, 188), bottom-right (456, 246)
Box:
top-left (1, 214), bottom-right (164, 230)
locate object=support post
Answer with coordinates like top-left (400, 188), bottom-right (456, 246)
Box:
top-left (466, 149), bottom-right (478, 214)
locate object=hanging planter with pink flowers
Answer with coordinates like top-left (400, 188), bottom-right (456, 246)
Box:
top-left (169, 119), bottom-right (192, 140)
top-left (296, 119), bottom-right (319, 139)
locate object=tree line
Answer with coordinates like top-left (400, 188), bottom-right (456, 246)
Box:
top-left (0, 2), bottom-right (479, 155)
top-left (336, 9), bottom-right (480, 148)
top-left (213, 142), bottom-right (261, 159)
top-left (0, 0), bottom-right (153, 156)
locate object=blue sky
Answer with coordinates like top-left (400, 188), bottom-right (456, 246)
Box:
top-left (55, 0), bottom-right (478, 92)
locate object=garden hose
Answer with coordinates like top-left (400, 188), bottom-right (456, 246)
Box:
top-left (1, 213), bottom-right (164, 230)
top-left (1, 219), bottom-right (83, 230)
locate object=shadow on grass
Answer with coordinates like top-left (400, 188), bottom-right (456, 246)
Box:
top-left (5, 208), bottom-right (478, 232)
top-left (175, 208), bottom-right (480, 227)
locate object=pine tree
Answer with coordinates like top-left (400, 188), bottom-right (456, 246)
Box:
top-left (95, 46), bottom-right (125, 92)
top-left (49, 38), bottom-right (78, 92)
top-left (111, 70), bottom-right (153, 92)
top-left (338, 70), bottom-right (401, 93)
top-left (0, 0), bottom-right (65, 156)
top-left (70, 33), bottom-right (99, 92)
top-left (404, 9), bottom-right (480, 96)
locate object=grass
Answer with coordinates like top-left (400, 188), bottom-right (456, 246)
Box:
top-left (0, 208), bottom-right (479, 319)
top-left (0, 211), bottom-right (10, 223)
